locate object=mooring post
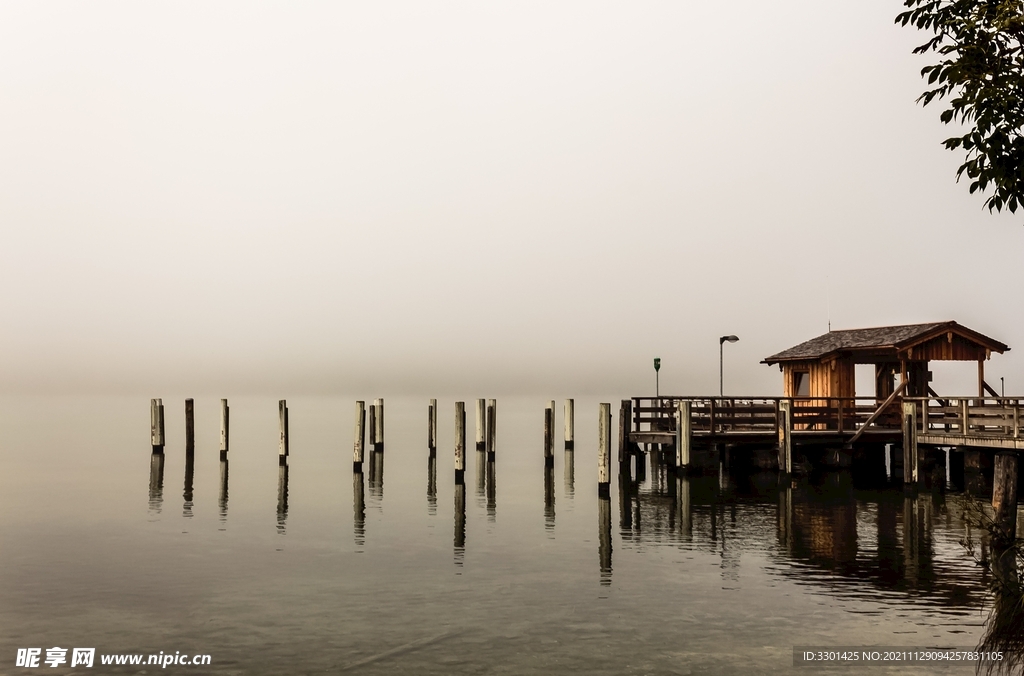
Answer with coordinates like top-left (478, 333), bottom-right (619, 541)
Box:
top-left (902, 400), bottom-right (919, 490)
top-left (150, 398), bottom-right (165, 453)
top-left (598, 403), bottom-right (611, 497)
top-left (476, 399), bottom-right (486, 452)
top-left (185, 398), bottom-right (195, 455)
top-left (617, 400), bottom-right (631, 468)
top-left (374, 398), bottom-right (384, 452)
top-left (486, 399), bottom-right (496, 460)
top-left (353, 401), bottom-right (366, 471)
top-left (368, 402), bottom-right (377, 450)
top-left (428, 399), bottom-right (437, 456)
top-left (279, 399), bottom-right (289, 465)
top-left (455, 401), bottom-right (466, 483)
top-left (544, 404), bottom-right (554, 467)
top-left (676, 400), bottom-right (692, 471)
top-left (220, 399), bottom-right (230, 459)
top-left (564, 398), bottom-right (574, 451)
top-left (778, 400), bottom-right (792, 475)
top-left (992, 451), bottom-right (1019, 543)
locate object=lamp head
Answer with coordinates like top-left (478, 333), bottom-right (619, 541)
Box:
top-left (653, 357), bottom-right (661, 372)
top-left (720, 335), bottom-right (739, 344)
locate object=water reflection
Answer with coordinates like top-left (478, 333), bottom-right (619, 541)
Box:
top-left (368, 450), bottom-right (384, 505)
top-left (277, 463), bottom-right (289, 535)
top-left (475, 451), bottom-right (486, 508)
top-left (454, 481), bottom-right (466, 569)
top-left (148, 452), bottom-right (164, 515)
top-left (564, 450), bottom-right (574, 498)
top-left (598, 496), bottom-right (612, 586)
top-left (183, 453), bottom-right (194, 519)
top-left (485, 458), bottom-right (496, 522)
top-left (353, 469), bottom-right (365, 547)
top-left (676, 474), bottom-right (692, 539)
top-left (543, 464), bottom-right (555, 534)
top-left (218, 459), bottom-right (229, 527)
top-left (427, 455), bottom-right (437, 516)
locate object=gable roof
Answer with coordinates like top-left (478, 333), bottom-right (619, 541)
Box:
top-left (762, 321), bottom-right (1009, 364)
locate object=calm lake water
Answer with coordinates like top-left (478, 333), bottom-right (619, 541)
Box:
top-left (0, 395), bottom-right (1010, 674)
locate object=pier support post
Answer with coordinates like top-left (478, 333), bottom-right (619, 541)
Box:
top-left (374, 398), bottom-right (384, 453)
top-left (476, 399), bottom-right (486, 452)
top-left (992, 451), bottom-right (1019, 544)
top-left (617, 400), bottom-right (631, 469)
top-left (455, 401), bottom-right (466, 483)
top-left (902, 401), bottom-right (919, 490)
top-left (185, 398), bottom-right (195, 455)
top-left (564, 399), bottom-right (574, 451)
top-left (220, 399), bottom-right (229, 459)
top-left (598, 403), bottom-right (611, 497)
top-left (544, 404), bottom-right (554, 467)
top-left (487, 399), bottom-right (496, 460)
top-left (278, 399), bottom-right (289, 465)
top-left (778, 400), bottom-right (792, 474)
top-left (353, 401), bottom-right (366, 471)
top-left (676, 401), bottom-right (691, 471)
top-left (150, 398), bottom-right (165, 453)
top-left (428, 399), bottom-right (437, 456)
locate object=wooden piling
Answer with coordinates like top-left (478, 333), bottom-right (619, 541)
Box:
top-left (374, 398), bottom-right (384, 452)
top-left (778, 400), bottom-right (792, 474)
top-left (675, 400), bottom-right (691, 470)
top-left (992, 451), bottom-right (1019, 543)
top-left (185, 398), bottom-right (195, 455)
top-left (598, 403), bottom-right (611, 497)
top-left (353, 401), bottom-right (366, 470)
top-left (617, 400), bottom-right (631, 467)
top-left (564, 398), bottom-right (574, 450)
top-left (486, 399), bottom-right (496, 460)
top-left (544, 404), bottom-right (554, 467)
top-left (279, 399), bottom-right (289, 465)
top-left (220, 399), bottom-right (229, 459)
top-left (476, 399), bottom-right (486, 452)
top-left (455, 401), bottom-right (466, 482)
top-left (428, 399), bottom-right (437, 455)
top-left (150, 398), bottom-right (165, 453)
top-left (902, 400), bottom-right (919, 489)
top-left (368, 403), bottom-right (377, 449)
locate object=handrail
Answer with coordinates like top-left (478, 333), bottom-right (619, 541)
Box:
top-left (845, 379), bottom-right (909, 446)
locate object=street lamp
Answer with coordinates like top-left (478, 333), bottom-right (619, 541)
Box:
top-left (653, 357), bottom-right (661, 398)
top-left (719, 335), bottom-right (739, 397)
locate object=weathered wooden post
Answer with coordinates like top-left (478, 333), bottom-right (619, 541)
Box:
top-left (618, 400), bottom-right (631, 469)
top-left (544, 403), bottom-right (554, 467)
top-left (219, 399), bottom-right (229, 459)
top-left (374, 398), bottom-right (384, 452)
top-left (353, 401), bottom-right (366, 471)
top-left (476, 399), bottom-right (486, 452)
top-left (778, 400), bottom-right (792, 474)
top-left (150, 398), bottom-right (165, 453)
top-left (992, 451), bottom-right (1019, 543)
top-left (486, 399), bottom-right (496, 460)
top-left (368, 402), bottom-right (377, 450)
top-left (598, 403), bottom-right (611, 497)
top-left (676, 400), bottom-right (692, 471)
top-left (428, 399), bottom-right (437, 456)
top-left (185, 398), bottom-right (195, 455)
top-left (564, 398), bottom-right (574, 451)
top-left (902, 400), bottom-right (919, 489)
top-left (455, 401), bottom-right (466, 483)
top-left (278, 399), bottom-right (289, 465)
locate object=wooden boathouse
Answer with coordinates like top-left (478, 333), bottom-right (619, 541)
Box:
top-left (622, 321), bottom-right (1019, 492)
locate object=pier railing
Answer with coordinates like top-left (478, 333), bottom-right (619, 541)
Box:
top-left (909, 397), bottom-right (1022, 439)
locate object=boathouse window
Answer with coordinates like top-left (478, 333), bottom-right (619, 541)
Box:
top-left (793, 371), bottom-right (810, 397)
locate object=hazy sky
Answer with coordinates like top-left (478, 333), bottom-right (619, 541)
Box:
top-left (1, 1), bottom-right (1021, 396)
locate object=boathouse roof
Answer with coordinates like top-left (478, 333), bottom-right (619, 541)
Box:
top-left (762, 321), bottom-right (1010, 364)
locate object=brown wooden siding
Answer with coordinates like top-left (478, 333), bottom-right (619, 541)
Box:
top-left (909, 333), bottom-right (988, 361)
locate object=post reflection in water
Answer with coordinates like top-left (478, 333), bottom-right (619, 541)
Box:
top-left (353, 469), bottom-right (365, 547)
top-left (485, 458), bottom-right (496, 521)
top-left (475, 451), bottom-right (486, 507)
top-left (618, 475), bottom-right (636, 534)
top-left (598, 495), bottom-right (612, 586)
top-left (182, 453), bottom-right (195, 519)
top-left (148, 452), bottom-right (165, 514)
top-left (564, 450), bottom-right (574, 498)
top-left (427, 455), bottom-right (437, 516)
top-left (368, 451), bottom-right (384, 504)
top-left (676, 474), bottom-right (692, 539)
top-left (218, 459), bottom-right (229, 526)
top-left (777, 481), bottom-right (792, 552)
top-left (277, 463), bottom-right (289, 535)
top-left (543, 464), bottom-right (555, 534)
top-left (454, 481), bottom-right (466, 569)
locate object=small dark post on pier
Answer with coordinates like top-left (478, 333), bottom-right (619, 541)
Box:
top-left (150, 399), bottom-right (165, 453)
top-left (184, 398), bottom-right (195, 455)
top-left (220, 399), bottom-right (229, 460)
top-left (564, 398), bottom-right (574, 451)
top-left (598, 403), bottom-right (611, 497)
top-left (278, 399), bottom-right (289, 465)
top-left (476, 399), bottom-right (486, 452)
top-left (487, 399), bottom-right (496, 460)
top-left (455, 401), bottom-right (466, 483)
top-left (428, 398), bottom-right (437, 456)
top-left (353, 401), bottom-right (366, 471)
top-left (544, 403), bottom-right (554, 467)
top-left (992, 451), bottom-right (1019, 543)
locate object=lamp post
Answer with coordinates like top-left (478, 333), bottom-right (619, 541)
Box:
top-left (653, 357), bottom-right (661, 398)
top-left (719, 335), bottom-right (739, 397)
